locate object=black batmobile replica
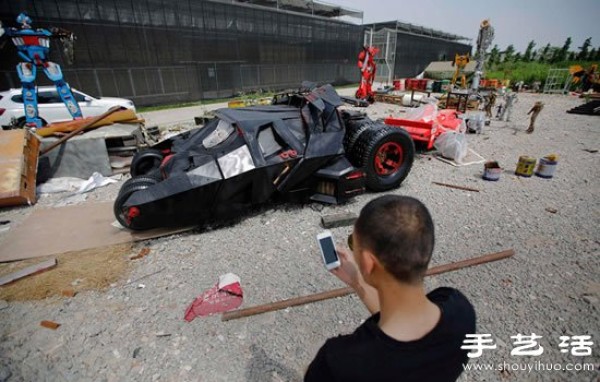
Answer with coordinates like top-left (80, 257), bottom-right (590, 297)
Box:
top-left (114, 84), bottom-right (415, 230)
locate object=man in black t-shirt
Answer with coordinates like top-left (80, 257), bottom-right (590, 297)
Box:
top-left (305, 196), bottom-right (476, 382)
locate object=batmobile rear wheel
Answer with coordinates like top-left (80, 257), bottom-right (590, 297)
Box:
top-left (131, 149), bottom-right (164, 177)
top-left (114, 178), bottom-right (158, 230)
top-left (352, 126), bottom-right (414, 192)
top-left (344, 117), bottom-right (376, 155)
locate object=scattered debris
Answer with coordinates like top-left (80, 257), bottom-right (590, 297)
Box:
top-left (155, 332), bottom-right (172, 337)
top-left (321, 212), bottom-right (358, 229)
top-left (545, 208), bottom-right (558, 214)
top-left (130, 247), bottom-right (151, 260)
top-left (36, 173), bottom-right (119, 195)
top-left (137, 284), bottom-right (146, 289)
top-left (434, 146), bottom-right (486, 167)
top-left (40, 320), bottom-right (61, 330)
top-left (61, 289), bottom-right (77, 298)
top-left (583, 148), bottom-right (598, 153)
top-left (0, 258), bottom-right (57, 286)
top-left (185, 273), bottom-right (244, 322)
top-left (431, 181), bottom-right (480, 193)
top-left (133, 347), bottom-right (142, 359)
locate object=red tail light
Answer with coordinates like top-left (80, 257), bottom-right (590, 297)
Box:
top-left (0, 108), bottom-right (5, 116)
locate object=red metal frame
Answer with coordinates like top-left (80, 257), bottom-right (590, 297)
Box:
top-left (384, 117), bottom-right (439, 150)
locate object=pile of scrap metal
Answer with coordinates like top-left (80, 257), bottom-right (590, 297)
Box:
top-left (384, 104), bottom-right (465, 149)
top-left (114, 84), bottom-right (415, 230)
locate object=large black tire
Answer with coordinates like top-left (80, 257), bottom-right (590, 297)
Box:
top-left (344, 118), bottom-right (380, 155)
top-left (118, 176), bottom-right (162, 196)
top-left (114, 178), bottom-right (158, 229)
top-left (131, 149), bottom-right (164, 177)
top-left (351, 126), bottom-right (415, 192)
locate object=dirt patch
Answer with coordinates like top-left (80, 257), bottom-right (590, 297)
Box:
top-left (0, 243), bottom-right (132, 301)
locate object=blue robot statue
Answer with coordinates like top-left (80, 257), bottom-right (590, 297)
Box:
top-left (0, 13), bottom-right (82, 128)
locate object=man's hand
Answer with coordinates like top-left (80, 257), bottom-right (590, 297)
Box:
top-left (331, 247), bottom-right (380, 314)
top-left (330, 247), bottom-right (362, 290)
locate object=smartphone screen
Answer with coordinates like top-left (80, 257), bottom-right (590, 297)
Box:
top-left (319, 235), bottom-right (339, 265)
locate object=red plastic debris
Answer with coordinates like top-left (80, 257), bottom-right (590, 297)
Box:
top-left (184, 273), bottom-right (243, 322)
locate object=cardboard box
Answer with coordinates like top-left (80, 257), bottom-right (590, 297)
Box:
top-left (0, 129), bottom-right (40, 207)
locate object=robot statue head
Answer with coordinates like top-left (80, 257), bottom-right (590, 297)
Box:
top-left (16, 13), bottom-right (32, 29)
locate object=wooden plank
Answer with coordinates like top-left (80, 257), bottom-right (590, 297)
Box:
top-left (321, 212), bottom-right (358, 229)
top-left (0, 258), bottom-right (57, 286)
top-left (35, 108), bottom-right (139, 137)
top-left (0, 130), bottom-right (40, 207)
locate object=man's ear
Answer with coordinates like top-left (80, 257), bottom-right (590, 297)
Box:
top-left (360, 249), bottom-right (378, 276)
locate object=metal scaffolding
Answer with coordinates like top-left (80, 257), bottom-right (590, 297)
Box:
top-left (543, 69), bottom-right (572, 94)
top-left (364, 28), bottom-right (396, 84)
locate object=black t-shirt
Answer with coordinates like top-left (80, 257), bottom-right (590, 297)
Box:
top-left (305, 287), bottom-right (476, 382)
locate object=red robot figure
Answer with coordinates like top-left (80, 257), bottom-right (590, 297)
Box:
top-left (355, 46), bottom-right (379, 103)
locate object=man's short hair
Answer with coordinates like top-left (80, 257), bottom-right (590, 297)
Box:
top-left (354, 195), bottom-right (434, 284)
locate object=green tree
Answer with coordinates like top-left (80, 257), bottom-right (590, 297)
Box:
top-left (523, 40), bottom-right (536, 61)
top-left (553, 37), bottom-right (572, 63)
top-left (503, 44), bottom-right (515, 63)
top-left (514, 52), bottom-right (522, 62)
top-left (568, 52), bottom-right (577, 61)
top-left (538, 43), bottom-right (551, 62)
top-left (488, 44), bottom-right (500, 65)
top-left (578, 37), bottom-right (592, 60)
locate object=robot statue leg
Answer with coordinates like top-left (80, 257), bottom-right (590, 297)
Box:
top-left (16, 63), bottom-right (42, 128)
top-left (43, 62), bottom-right (83, 119)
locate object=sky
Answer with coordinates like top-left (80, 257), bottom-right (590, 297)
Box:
top-left (330, 0), bottom-right (600, 53)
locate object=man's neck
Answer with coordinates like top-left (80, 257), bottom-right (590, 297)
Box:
top-left (376, 279), bottom-right (441, 342)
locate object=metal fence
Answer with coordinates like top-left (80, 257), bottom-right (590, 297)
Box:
top-left (0, 0), bottom-right (362, 106)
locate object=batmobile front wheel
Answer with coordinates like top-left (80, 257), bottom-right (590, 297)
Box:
top-left (114, 177), bottom-right (158, 230)
top-left (352, 126), bottom-right (415, 192)
top-left (131, 149), bottom-right (164, 177)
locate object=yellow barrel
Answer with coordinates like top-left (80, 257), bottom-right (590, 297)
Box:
top-left (515, 156), bottom-right (536, 177)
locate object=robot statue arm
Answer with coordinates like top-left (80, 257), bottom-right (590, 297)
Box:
top-left (50, 26), bottom-right (74, 39)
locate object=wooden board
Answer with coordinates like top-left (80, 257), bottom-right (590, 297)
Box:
top-left (0, 258), bottom-right (57, 285)
top-left (0, 202), bottom-right (193, 263)
top-left (35, 109), bottom-right (142, 137)
top-left (0, 130), bottom-right (40, 207)
top-left (321, 212), bottom-right (358, 229)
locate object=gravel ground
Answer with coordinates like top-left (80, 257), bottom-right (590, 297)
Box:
top-left (0, 91), bottom-right (598, 382)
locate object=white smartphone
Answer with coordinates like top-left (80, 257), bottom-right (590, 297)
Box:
top-left (317, 230), bottom-right (341, 270)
